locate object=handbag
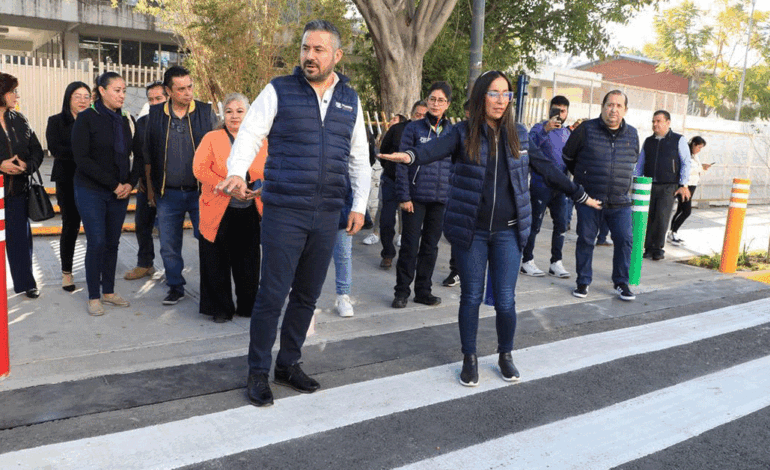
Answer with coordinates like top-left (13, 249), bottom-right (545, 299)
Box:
top-left (27, 169), bottom-right (55, 222)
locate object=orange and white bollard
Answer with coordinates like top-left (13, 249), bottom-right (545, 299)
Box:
top-left (719, 178), bottom-right (751, 274)
top-left (1, 175), bottom-right (8, 377)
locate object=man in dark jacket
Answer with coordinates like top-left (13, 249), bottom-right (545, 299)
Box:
top-left (378, 100), bottom-right (427, 268)
top-left (633, 110), bottom-right (691, 260)
top-left (563, 90), bottom-right (639, 301)
top-left (218, 20), bottom-right (371, 407)
top-left (144, 66), bottom-right (216, 306)
top-left (124, 82), bottom-right (167, 281)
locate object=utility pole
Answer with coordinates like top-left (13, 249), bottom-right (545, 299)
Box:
top-left (467, 0), bottom-right (485, 98)
top-left (735, 0), bottom-right (757, 121)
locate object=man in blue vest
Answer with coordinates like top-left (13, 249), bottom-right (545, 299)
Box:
top-left (144, 66), bottom-right (216, 306)
top-left (218, 20), bottom-right (371, 407)
top-left (563, 90), bottom-right (639, 302)
top-left (633, 110), bottom-right (691, 261)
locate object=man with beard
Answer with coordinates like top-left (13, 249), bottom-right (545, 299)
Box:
top-left (218, 20), bottom-right (371, 407)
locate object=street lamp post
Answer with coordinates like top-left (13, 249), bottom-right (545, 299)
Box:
top-left (735, 0), bottom-right (757, 121)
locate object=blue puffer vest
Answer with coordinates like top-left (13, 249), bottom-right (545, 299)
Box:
top-left (396, 115), bottom-right (453, 204)
top-left (573, 118), bottom-right (639, 207)
top-left (443, 122), bottom-right (533, 250)
top-left (642, 129), bottom-right (682, 184)
top-left (263, 67), bottom-right (358, 211)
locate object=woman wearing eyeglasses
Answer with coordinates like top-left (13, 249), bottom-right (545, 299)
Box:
top-left (72, 72), bottom-right (141, 316)
top-left (46, 81), bottom-right (92, 292)
top-left (379, 71), bottom-right (601, 386)
top-left (392, 81), bottom-right (454, 309)
top-left (0, 73), bottom-right (44, 299)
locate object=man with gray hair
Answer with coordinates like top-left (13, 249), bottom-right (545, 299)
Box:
top-left (218, 20), bottom-right (371, 407)
top-left (563, 90), bottom-right (640, 302)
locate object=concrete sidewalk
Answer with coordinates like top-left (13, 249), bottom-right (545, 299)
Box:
top-left (2, 199), bottom-right (769, 391)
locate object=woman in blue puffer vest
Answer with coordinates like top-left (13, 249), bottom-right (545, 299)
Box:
top-left (379, 71), bottom-right (601, 387)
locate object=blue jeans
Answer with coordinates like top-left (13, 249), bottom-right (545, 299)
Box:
top-left (522, 185), bottom-right (568, 264)
top-left (248, 205), bottom-right (339, 375)
top-left (155, 189), bottom-right (200, 292)
top-left (5, 194), bottom-right (36, 293)
top-left (74, 185), bottom-right (129, 299)
top-left (455, 228), bottom-right (521, 355)
top-left (333, 229), bottom-right (352, 295)
top-left (575, 204), bottom-right (632, 286)
top-left (379, 175), bottom-right (399, 259)
top-left (596, 219), bottom-right (610, 243)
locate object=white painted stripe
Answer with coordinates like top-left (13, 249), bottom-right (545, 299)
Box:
top-left (729, 202), bottom-right (748, 209)
top-left (632, 183), bottom-right (652, 191)
top-left (0, 231), bottom-right (4, 242)
top-left (3, 299), bottom-right (770, 470)
top-left (732, 183), bottom-right (750, 190)
top-left (631, 194), bottom-right (651, 201)
top-left (0, 208), bottom-right (4, 220)
top-left (398, 355), bottom-right (770, 470)
top-left (730, 195), bottom-right (748, 201)
top-left (0, 186), bottom-right (4, 198)
top-left (632, 206), bottom-right (650, 212)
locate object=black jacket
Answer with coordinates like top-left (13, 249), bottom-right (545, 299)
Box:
top-left (46, 111), bottom-right (77, 183)
top-left (71, 105), bottom-right (140, 192)
top-left (379, 120), bottom-right (410, 180)
top-left (0, 110), bottom-right (44, 197)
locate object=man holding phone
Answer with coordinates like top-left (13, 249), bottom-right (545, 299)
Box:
top-left (521, 95), bottom-right (573, 278)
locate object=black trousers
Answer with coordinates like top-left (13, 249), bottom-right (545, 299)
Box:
top-left (395, 201), bottom-right (445, 298)
top-left (55, 179), bottom-right (81, 273)
top-left (6, 194), bottom-right (37, 293)
top-left (670, 185), bottom-right (697, 233)
top-left (645, 183), bottom-right (678, 255)
top-left (199, 205), bottom-right (260, 319)
top-left (134, 186), bottom-right (157, 268)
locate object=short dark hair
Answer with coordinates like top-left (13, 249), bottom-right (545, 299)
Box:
top-left (163, 65), bottom-right (191, 89)
top-left (146, 81), bottom-right (166, 97)
top-left (411, 100), bottom-right (427, 113)
top-left (0, 72), bottom-right (19, 107)
top-left (653, 110), bottom-right (671, 121)
top-left (94, 72), bottom-right (123, 101)
top-left (602, 90), bottom-right (628, 108)
top-left (303, 19), bottom-right (342, 50)
top-left (428, 81), bottom-right (452, 103)
top-left (550, 95), bottom-right (570, 108)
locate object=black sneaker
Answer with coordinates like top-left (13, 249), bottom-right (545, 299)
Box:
top-left (274, 363), bottom-right (320, 393)
top-left (442, 272), bottom-right (460, 287)
top-left (163, 290), bottom-right (185, 305)
top-left (459, 354), bottom-right (479, 387)
top-left (246, 373), bottom-right (274, 407)
top-left (615, 283), bottom-right (636, 301)
top-left (643, 251), bottom-right (653, 259)
top-left (498, 352), bottom-right (520, 382)
top-left (652, 251), bottom-right (665, 261)
top-left (392, 296), bottom-right (408, 308)
top-left (413, 294), bottom-right (441, 306)
top-left (572, 284), bottom-right (589, 298)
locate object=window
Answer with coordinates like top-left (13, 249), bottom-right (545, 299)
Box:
top-left (122, 40), bottom-right (140, 65)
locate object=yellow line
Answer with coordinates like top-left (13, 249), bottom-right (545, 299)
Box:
top-left (32, 220), bottom-right (192, 236)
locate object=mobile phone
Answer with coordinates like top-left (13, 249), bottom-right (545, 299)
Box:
top-left (549, 107), bottom-right (562, 123)
top-left (251, 179), bottom-right (263, 191)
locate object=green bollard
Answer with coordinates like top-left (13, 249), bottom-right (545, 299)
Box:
top-left (629, 176), bottom-right (652, 286)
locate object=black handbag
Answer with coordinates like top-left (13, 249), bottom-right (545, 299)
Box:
top-left (27, 169), bottom-right (55, 222)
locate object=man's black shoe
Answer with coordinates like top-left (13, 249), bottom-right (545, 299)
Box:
top-left (413, 294), bottom-right (441, 306)
top-left (643, 251), bottom-right (653, 259)
top-left (442, 272), bottom-right (460, 287)
top-left (247, 373), bottom-right (274, 407)
top-left (25, 288), bottom-right (40, 299)
top-left (498, 352), bottom-right (520, 382)
top-left (572, 284), bottom-right (589, 298)
top-left (392, 296), bottom-right (408, 308)
top-left (459, 354), bottom-right (479, 387)
top-left (163, 290), bottom-right (185, 305)
top-left (652, 252), bottom-right (665, 261)
top-left (274, 363), bottom-right (320, 394)
top-left (615, 283), bottom-right (636, 301)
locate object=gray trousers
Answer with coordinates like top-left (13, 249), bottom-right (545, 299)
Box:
top-left (645, 183), bottom-right (678, 255)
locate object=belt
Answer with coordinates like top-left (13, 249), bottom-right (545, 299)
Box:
top-left (166, 185), bottom-right (198, 192)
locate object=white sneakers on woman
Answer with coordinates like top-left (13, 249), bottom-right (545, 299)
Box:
top-left (336, 294), bottom-right (354, 317)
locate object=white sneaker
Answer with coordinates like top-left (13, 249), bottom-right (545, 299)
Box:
top-left (336, 294), bottom-right (354, 317)
top-left (669, 232), bottom-right (684, 246)
top-left (362, 233), bottom-right (380, 245)
top-left (520, 260), bottom-right (545, 277)
top-left (395, 235), bottom-right (402, 247)
top-left (548, 260), bottom-right (570, 278)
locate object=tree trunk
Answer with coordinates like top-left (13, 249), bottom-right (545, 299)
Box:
top-left (352, 0), bottom-right (458, 116)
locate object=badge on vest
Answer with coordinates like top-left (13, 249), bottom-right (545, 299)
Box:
top-left (335, 102), bottom-right (354, 113)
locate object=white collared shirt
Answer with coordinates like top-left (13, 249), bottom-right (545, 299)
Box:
top-left (227, 72), bottom-right (371, 214)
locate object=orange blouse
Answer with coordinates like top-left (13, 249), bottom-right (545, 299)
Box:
top-left (193, 129), bottom-right (266, 243)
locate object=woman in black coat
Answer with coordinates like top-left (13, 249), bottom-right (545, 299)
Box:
top-left (46, 81), bottom-right (91, 292)
top-left (72, 72), bottom-right (140, 316)
top-left (0, 73), bottom-right (43, 298)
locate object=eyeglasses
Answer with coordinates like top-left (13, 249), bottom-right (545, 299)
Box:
top-left (486, 91), bottom-right (515, 101)
top-left (73, 93), bottom-right (91, 101)
top-left (427, 96), bottom-right (448, 105)
top-left (11, 89), bottom-right (19, 96)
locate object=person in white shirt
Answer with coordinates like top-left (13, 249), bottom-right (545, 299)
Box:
top-left (668, 136), bottom-right (710, 245)
top-left (217, 20), bottom-right (371, 407)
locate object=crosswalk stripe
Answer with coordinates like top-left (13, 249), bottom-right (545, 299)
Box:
top-left (398, 354), bottom-right (770, 470)
top-left (2, 299), bottom-right (770, 470)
